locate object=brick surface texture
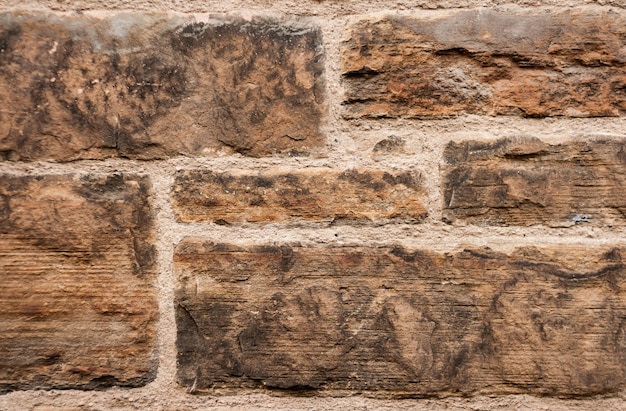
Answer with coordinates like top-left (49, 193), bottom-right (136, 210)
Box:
top-left (342, 10), bottom-right (626, 118)
top-left (0, 13), bottom-right (324, 161)
top-left (0, 174), bottom-right (157, 391)
top-left (0, 4), bottom-right (625, 409)
top-left (171, 169), bottom-right (427, 223)
top-left (443, 136), bottom-right (626, 226)
top-left (174, 241), bottom-right (626, 396)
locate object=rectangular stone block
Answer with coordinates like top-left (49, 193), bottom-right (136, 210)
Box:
top-left (171, 169), bottom-right (427, 224)
top-left (174, 241), bottom-right (626, 396)
top-left (0, 173), bottom-right (157, 392)
top-left (342, 10), bottom-right (626, 118)
top-left (0, 13), bottom-right (324, 161)
top-left (443, 136), bottom-right (626, 227)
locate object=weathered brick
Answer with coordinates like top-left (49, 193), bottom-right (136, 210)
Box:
top-left (174, 241), bottom-right (626, 396)
top-left (0, 13), bottom-right (324, 161)
top-left (171, 169), bottom-right (427, 224)
top-left (443, 136), bottom-right (626, 226)
top-left (0, 174), bottom-right (157, 391)
top-left (342, 10), bottom-right (626, 118)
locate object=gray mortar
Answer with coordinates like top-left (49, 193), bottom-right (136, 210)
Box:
top-left (0, 1), bottom-right (626, 410)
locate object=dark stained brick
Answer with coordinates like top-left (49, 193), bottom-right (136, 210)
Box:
top-left (175, 241), bottom-right (626, 396)
top-left (0, 13), bottom-right (325, 161)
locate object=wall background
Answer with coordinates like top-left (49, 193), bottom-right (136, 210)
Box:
top-left (1, 0), bottom-right (626, 409)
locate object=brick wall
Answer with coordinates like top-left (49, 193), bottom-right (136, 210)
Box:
top-left (1, 2), bottom-right (625, 410)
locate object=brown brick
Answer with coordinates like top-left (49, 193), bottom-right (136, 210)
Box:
top-left (0, 13), bottom-right (324, 161)
top-left (342, 10), bottom-right (626, 118)
top-left (171, 169), bottom-right (427, 224)
top-left (443, 136), bottom-right (626, 226)
top-left (0, 174), bottom-right (157, 391)
top-left (174, 240), bottom-right (626, 396)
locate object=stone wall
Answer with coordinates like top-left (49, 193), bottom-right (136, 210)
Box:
top-left (0, 1), bottom-right (625, 409)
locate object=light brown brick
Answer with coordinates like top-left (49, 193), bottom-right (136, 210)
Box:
top-left (174, 241), bottom-right (626, 396)
top-left (171, 169), bottom-right (427, 224)
top-left (0, 174), bottom-right (157, 392)
top-left (0, 13), bottom-right (324, 161)
top-left (443, 136), bottom-right (626, 226)
top-left (342, 10), bottom-right (626, 118)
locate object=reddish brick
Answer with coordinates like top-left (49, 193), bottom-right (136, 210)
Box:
top-left (0, 13), bottom-right (324, 161)
top-left (171, 169), bottom-right (427, 224)
top-left (342, 10), bottom-right (626, 118)
top-left (0, 174), bottom-right (157, 391)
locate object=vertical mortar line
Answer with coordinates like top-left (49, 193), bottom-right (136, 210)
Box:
top-left (141, 160), bottom-right (180, 391)
top-left (320, 14), bottom-right (353, 165)
top-left (422, 126), bottom-right (450, 226)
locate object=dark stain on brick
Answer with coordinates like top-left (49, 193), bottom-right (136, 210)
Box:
top-left (254, 176), bottom-right (275, 188)
top-left (603, 248), bottom-right (623, 262)
top-left (282, 173), bottom-right (301, 186)
top-left (278, 246), bottom-right (295, 273)
top-left (444, 346), bottom-right (470, 379)
top-left (0, 192), bottom-right (10, 233)
top-left (338, 170), bottom-right (384, 191)
top-left (372, 135), bottom-right (405, 153)
top-left (0, 14), bottom-right (324, 161)
top-left (0, 24), bottom-right (20, 63)
top-left (170, 22), bottom-right (211, 54)
top-left (382, 171), bottom-right (421, 189)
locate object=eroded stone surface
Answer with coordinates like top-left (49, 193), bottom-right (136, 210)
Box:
top-left (443, 136), bottom-right (626, 226)
top-left (171, 169), bottom-right (427, 224)
top-left (342, 10), bottom-right (626, 118)
top-left (0, 13), bottom-right (325, 161)
top-left (0, 173), bottom-right (157, 391)
top-left (174, 241), bottom-right (626, 396)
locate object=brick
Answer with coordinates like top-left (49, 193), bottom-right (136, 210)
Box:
top-left (174, 241), bottom-right (626, 396)
top-left (0, 13), bottom-right (324, 161)
top-left (443, 136), bottom-right (626, 226)
top-left (342, 10), bottom-right (626, 118)
top-left (171, 169), bottom-right (427, 224)
top-left (0, 173), bottom-right (157, 391)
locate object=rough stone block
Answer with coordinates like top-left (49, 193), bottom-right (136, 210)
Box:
top-left (174, 241), bottom-right (626, 396)
top-left (0, 173), bottom-right (157, 391)
top-left (171, 169), bottom-right (427, 224)
top-left (0, 13), bottom-right (325, 161)
top-left (342, 10), bottom-right (626, 118)
top-left (443, 136), bottom-right (626, 226)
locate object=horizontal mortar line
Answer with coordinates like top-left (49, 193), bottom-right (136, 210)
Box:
top-left (22, 4), bottom-right (626, 18)
top-left (0, 158), bottom-right (445, 174)
top-left (167, 225), bottom-right (626, 249)
top-left (2, 138), bottom-right (625, 174)
top-left (2, 124), bottom-right (626, 174)
top-left (343, 116), bottom-right (626, 134)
